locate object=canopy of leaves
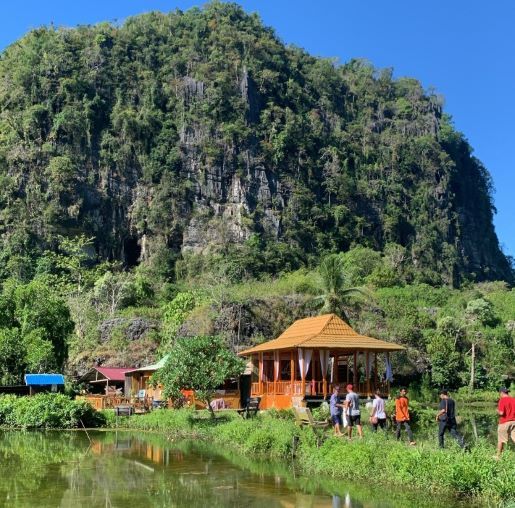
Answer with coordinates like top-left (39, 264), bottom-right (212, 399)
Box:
top-left (155, 335), bottom-right (245, 408)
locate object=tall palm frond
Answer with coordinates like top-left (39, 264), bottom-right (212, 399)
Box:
top-left (313, 254), bottom-right (373, 322)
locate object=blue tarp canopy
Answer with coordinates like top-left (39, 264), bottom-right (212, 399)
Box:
top-left (24, 374), bottom-right (65, 386)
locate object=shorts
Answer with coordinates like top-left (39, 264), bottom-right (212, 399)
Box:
top-left (331, 414), bottom-right (343, 426)
top-left (498, 421), bottom-right (515, 444)
top-left (348, 414), bottom-right (361, 427)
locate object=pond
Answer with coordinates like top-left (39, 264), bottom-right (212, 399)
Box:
top-left (0, 430), bottom-right (481, 508)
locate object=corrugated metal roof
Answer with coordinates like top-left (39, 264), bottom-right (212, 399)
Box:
top-left (125, 354), bottom-right (170, 375)
top-left (25, 374), bottom-right (65, 386)
top-left (94, 367), bottom-right (133, 381)
top-left (239, 314), bottom-right (404, 355)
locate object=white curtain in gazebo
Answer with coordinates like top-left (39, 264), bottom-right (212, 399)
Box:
top-left (298, 349), bottom-right (312, 380)
top-left (274, 351), bottom-right (280, 381)
top-left (319, 350), bottom-right (330, 379)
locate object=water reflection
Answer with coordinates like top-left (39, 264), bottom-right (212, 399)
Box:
top-left (0, 430), bottom-right (476, 508)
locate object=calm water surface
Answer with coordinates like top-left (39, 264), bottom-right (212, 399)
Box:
top-left (0, 430), bottom-right (481, 508)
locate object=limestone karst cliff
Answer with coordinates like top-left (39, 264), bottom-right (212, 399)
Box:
top-left (0, 3), bottom-right (512, 285)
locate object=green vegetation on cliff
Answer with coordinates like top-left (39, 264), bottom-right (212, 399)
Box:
top-left (0, 3), bottom-right (512, 389)
top-left (0, 2), bottom-right (512, 285)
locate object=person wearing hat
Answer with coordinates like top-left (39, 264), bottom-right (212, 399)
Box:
top-left (344, 384), bottom-right (363, 439)
top-left (497, 387), bottom-right (515, 458)
top-left (435, 390), bottom-right (464, 449)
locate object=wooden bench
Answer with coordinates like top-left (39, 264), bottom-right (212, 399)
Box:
top-left (237, 397), bottom-right (261, 419)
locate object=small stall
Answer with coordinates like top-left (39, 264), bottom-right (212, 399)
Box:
top-left (24, 374), bottom-right (65, 395)
top-left (239, 313), bottom-right (404, 409)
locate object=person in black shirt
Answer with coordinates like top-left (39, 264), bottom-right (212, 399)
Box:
top-left (435, 390), bottom-right (465, 449)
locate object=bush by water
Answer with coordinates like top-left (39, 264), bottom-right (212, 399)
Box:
top-left (0, 393), bottom-right (104, 428)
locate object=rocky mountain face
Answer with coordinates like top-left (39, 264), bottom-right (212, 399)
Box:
top-left (0, 3), bottom-right (512, 285)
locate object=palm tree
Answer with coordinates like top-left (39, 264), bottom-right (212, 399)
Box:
top-left (313, 254), bottom-right (370, 322)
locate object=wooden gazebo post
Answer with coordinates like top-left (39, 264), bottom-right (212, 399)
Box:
top-left (290, 350), bottom-right (294, 392)
top-left (366, 352), bottom-right (370, 396)
top-left (322, 351), bottom-right (328, 399)
top-left (374, 353), bottom-right (378, 393)
top-left (273, 351), bottom-right (278, 396)
top-left (300, 349), bottom-right (306, 397)
top-left (258, 352), bottom-right (263, 394)
top-left (353, 352), bottom-right (358, 386)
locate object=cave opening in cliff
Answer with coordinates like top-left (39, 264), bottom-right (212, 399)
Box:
top-left (124, 237), bottom-right (141, 268)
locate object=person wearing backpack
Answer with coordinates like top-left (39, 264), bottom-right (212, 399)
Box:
top-left (435, 390), bottom-right (465, 449)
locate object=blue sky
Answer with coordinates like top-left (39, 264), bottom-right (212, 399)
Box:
top-left (1, 1), bottom-right (513, 257)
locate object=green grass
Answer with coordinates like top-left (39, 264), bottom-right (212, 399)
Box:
top-left (103, 408), bottom-right (514, 504)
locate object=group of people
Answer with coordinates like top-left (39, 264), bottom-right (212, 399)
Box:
top-left (329, 384), bottom-right (515, 457)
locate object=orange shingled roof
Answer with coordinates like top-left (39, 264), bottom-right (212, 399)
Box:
top-left (239, 314), bottom-right (404, 355)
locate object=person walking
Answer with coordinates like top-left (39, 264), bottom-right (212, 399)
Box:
top-left (395, 388), bottom-right (416, 445)
top-left (435, 390), bottom-right (464, 449)
top-left (496, 387), bottom-right (515, 458)
top-left (370, 389), bottom-right (387, 432)
top-left (330, 385), bottom-right (345, 437)
top-left (344, 384), bottom-right (363, 439)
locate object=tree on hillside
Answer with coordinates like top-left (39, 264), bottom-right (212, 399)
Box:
top-left (313, 254), bottom-right (370, 322)
top-left (464, 298), bottom-right (498, 390)
top-left (155, 336), bottom-right (245, 416)
top-left (427, 316), bottom-right (464, 387)
top-left (0, 279), bottom-right (74, 380)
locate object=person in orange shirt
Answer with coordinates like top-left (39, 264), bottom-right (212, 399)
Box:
top-left (395, 388), bottom-right (416, 445)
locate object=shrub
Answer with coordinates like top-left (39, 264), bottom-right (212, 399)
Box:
top-left (0, 393), bottom-right (104, 428)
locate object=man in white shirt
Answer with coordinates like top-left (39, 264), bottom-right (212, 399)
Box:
top-left (344, 384), bottom-right (363, 439)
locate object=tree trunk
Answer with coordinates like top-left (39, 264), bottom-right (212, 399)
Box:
top-left (206, 397), bottom-right (215, 418)
top-left (469, 342), bottom-right (475, 391)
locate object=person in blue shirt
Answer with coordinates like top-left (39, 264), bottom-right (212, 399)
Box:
top-left (330, 385), bottom-right (345, 436)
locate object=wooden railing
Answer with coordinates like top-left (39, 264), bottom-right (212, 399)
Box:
top-left (251, 379), bottom-right (390, 398)
top-left (77, 395), bottom-right (131, 411)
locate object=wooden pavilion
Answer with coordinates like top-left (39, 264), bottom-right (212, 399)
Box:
top-left (239, 314), bottom-right (404, 410)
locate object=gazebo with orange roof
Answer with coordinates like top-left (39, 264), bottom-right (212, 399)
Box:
top-left (239, 314), bottom-right (404, 409)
